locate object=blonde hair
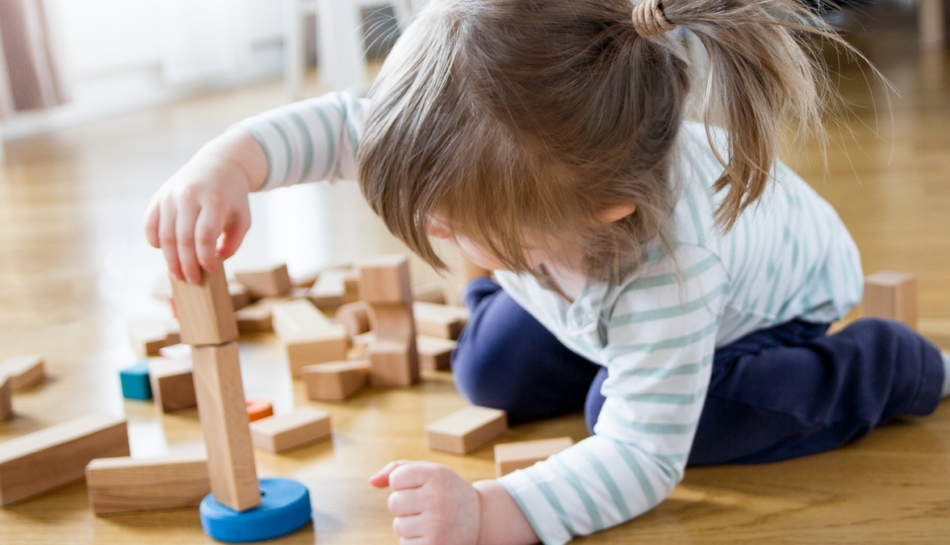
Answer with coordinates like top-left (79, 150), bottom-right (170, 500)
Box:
top-left (358, 0), bottom-right (843, 279)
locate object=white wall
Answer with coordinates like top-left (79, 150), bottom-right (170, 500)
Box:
top-left (0, 0), bottom-right (284, 140)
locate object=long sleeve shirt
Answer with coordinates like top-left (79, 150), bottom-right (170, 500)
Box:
top-left (236, 93), bottom-right (864, 545)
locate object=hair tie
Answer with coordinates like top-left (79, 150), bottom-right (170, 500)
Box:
top-left (632, 0), bottom-right (676, 39)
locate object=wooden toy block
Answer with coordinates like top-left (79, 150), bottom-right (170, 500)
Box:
top-left (233, 263), bottom-right (292, 299)
top-left (350, 331), bottom-right (375, 358)
top-left (272, 299), bottom-right (335, 339)
top-left (863, 271), bottom-right (918, 329)
top-left (158, 343), bottom-right (192, 361)
top-left (149, 358), bottom-right (196, 413)
top-left (413, 302), bottom-right (470, 340)
top-left (0, 374), bottom-right (12, 421)
top-left (85, 454), bottom-right (211, 515)
top-left (272, 299), bottom-right (348, 376)
top-left (308, 269), bottom-right (347, 308)
top-left (412, 283), bottom-right (447, 305)
top-left (119, 360), bottom-right (152, 400)
top-left (494, 437), bottom-right (574, 477)
top-left (285, 335), bottom-right (350, 377)
top-left (191, 342), bottom-right (261, 512)
top-left (234, 296), bottom-right (290, 332)
top-left (0, 414), bottom-right (130, 506)
top-left (128, 317), bottom-right (181, 357)
top-left (229, 281), bottom-right (251, 311)
top-left (249, 407), bottom-right (332, 453)
top-left (246, 399), bottom-right (274, 422)
top-left (0, 354), bottom-right (46, 390)
top-left (425, 406), bottom-right (508, 454)
top-left (301, 360), bottom-right (369, 401)
top-left (358, 255), bottom-right (413, 304)
top-left (335, 301), bottom-right (371, 340)
top-left (417, 336), bottom-right (457, 371)
top-left (368, 341), bottom-right (419, 387)
top-left (170, 260), bottom-right (239, 346)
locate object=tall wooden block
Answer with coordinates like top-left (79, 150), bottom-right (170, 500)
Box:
top-left (249, 407), bottom-right (332, 453)
top-left (0, 414), bottom-right (130, 506)
top-left (413, 302), bottom-right (469, 340)
top-left (85, 454), bottom-right (211, 515)
top-left (0, 355), bottom-right (46, 391)
top-left (301, 360), bottom-right (369, 401)
top-left (128, 317), bottom-right (181, 357)
top-left (425, 406), bottom-right (508, 454)
top-left (149, 359), bottom-right (197, 413)
top-left (170, 260), bottom-right (238, 345)
top-left (367, 305), bottom-right (419, 386)
top-left (417, 336), bottom-right (457, 371)
top-left (494, 437), bottom-right (574, 477)
top-left (863, 271), bottom-right (918, 329)
top-left (0, 375), bottom-right (12, 421)
top-left (358, 255), bottom-right (412, 304)
top-left (191, 342), bottom-right (260, 512)
top-left (233, 264), bottom-right (292, 298)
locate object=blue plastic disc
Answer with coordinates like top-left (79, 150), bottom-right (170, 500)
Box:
top-left (200, 478), bottom-right (312, 543)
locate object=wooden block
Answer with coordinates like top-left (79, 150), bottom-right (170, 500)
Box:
top-left (494, 437), bottom-right (574, 477)
top-left (191, 342), bottom-right (260, 512)
top-left (246, 399), bottom-right (274, 422)
top-left (425, 406), bottom-right (508, 454)
top-left (301, 360), bottom-right (369, 401)
top-left (0, 354), bottom-right (46, 391)
top-left (229, 281), bottom-right (251, 311)
top-left (119, 360), bottom-right (152, 400)
top-left (412, 283), bottom-right (447, 305)
top-left (0, 375), bottom-right (12, 421)
top-left (273, 299), bottom-right (348, 376)
top-left (249, 407), bottom-right (332, 453)
top-left (158, 343), bottom-right (192, 361)
top-left (369, 339), bottom-right (419, 387)
top-left (863, 271), bottom-right (917, 329)
top-left (233, 263), bottom-right (292, 298)
top-left (0, 414), bottom-right (130, 506)
top-left (170, 260), bottom-right (239, 346)
top-left (234, 296), bottom-right (290, 332)
top-left (413, 302), bottom-right (469, 340)
top-left (307, 269), bottom-right (347, 308)
top-left (335, 302), bottom-right (371, 339)
top-left (351, 331), bottom-right (375, 359)
top-left (417, 336), bottom-right (457, 371)
top-left (149, 358), bottom-right (196, 413)
top-left (272, 299), bottom-right (335, 339)
top-left (358, 255), bottom-right (412, 304)
top-left (128, 317), bottom-right (181, 357)
top-left (85, 454), bottom-right (210, 515)
top-left (285, 335), bottom-right (349, 378)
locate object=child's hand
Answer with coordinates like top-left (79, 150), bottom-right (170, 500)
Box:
top-left (370, 460), bottom-right (481, 545)
top-left (143, 130), bottom-right (265, 284)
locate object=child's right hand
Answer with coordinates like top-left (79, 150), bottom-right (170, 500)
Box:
top-left (143, 130), bottom-right (267, 284)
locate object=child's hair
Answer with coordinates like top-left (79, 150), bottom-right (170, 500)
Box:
top-left (358, 0), bottom-right (843, 279)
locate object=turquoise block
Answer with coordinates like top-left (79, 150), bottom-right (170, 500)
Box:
top-left (120, 360), bottom-right (152, 400)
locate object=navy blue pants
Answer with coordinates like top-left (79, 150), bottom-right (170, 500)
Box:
top-left (452, 278), bottom-right (944, 465)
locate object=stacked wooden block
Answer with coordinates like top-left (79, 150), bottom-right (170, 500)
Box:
top-left (358, 256), bottom-right (420, 387)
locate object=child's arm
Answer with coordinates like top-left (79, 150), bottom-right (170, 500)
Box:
top-left (143, 128), bottom-right (265, 284)
top-left (369, 461), bottom-right (539, 545)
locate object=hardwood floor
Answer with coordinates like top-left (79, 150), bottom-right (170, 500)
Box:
top-left (1, 6), bottom-right (949, 544)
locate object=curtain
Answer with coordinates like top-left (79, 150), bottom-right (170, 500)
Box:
top-left (0, 0), bottom-right (67, 119)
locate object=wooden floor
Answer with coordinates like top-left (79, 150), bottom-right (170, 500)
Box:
top-left (1, 6), bottom-right (949, 544)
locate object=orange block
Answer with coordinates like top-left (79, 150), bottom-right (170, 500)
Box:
top-left (246, 399), bottom-right (274, 422)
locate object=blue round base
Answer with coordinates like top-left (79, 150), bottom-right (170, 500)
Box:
top-left (200, 478), bottom-right (312, 543)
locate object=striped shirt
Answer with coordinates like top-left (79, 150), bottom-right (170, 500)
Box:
top-left (237, 94), bottom-right (864, 545)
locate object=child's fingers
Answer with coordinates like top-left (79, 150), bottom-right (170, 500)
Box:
top-left (194, 207), bottom-right (227, 274)
top-left (387, 489), bottom-right (426, 517)
top-left (158, 200), bottom-right (183, 282)
top-left (391, 513), bottom-right (425, 540)
top-left (216, 211), bottom-right (250, 260)
top-left (175, 200), bottom-right (203, 284)
top-left (368, 460), bottom-right (413, 488)
top-left (143, 198), bottom-right (162, 249)
top-left (387, 462), bottom-right (434, 491)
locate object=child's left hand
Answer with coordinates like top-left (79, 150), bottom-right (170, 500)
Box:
top-left (369, 460), bottom-right (481, 545)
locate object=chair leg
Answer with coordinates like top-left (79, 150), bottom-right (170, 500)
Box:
top-left (919, 0), bottom-right (946, 50)
top-left (283, 0), bottom-right (308, 100)
top-left (317, 0), bottom-right (367, 91)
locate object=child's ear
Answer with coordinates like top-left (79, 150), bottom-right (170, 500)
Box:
top-left (595, 203), bottom-right (636, 224)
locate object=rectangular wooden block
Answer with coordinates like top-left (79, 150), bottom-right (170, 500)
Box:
top-left (425, 406), bottom-right (507, 455)
top-left (863, 271), bottom-right (918, 329)
top-left (0, 414), bottom-right (130, 506)
top-left (149, 359), bottom-right (197, 413)
top-left (307, 269), bottom-right (348, 308)
top-left (358, 255), bottom-right (412, 304)
top-left (233, 263), bottom-right (292, 298)
top-left (369, 340), bottom-right (420, 387)
top-left (417, 336), bottom-right (457, 371)
top-left (302, 360), bottom-right (369, 401)
top-left (249, 407), bottom-right (332, 453)
top-left (285, 335), bottom-right (349, 378)
top-left (335, 301), bottom-right (371, 340)
top-left (0, 375), bottom-right (12, 421)
top-left (229, 281), bottom-right (251, 311)
top-left (0, 355), bottom-right (46, 391)
top-left (85, 454), bottom-right (210, 515)
top-left (494, 437), bottom-right (574, 477)
top-left (128, 318), bottom-right (181, 357)
top-left (234, 296), bottom-right (290, 332)
top-left (272, 299), bottom-right (335, 339)
top-left (170, 260), bottom-right (239, 346)
top-left (191, 342), bottom-right (260, 512)
top-left (413, 302), bottom-right (470, 340)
